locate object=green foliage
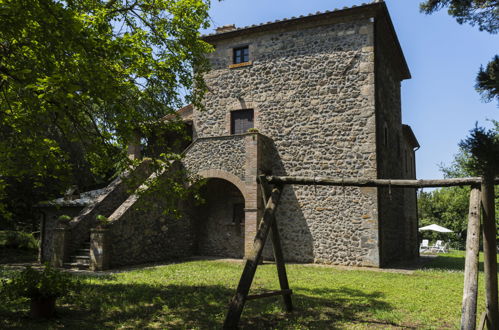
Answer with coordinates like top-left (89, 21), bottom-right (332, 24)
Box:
top-left (96, 214), bottom-right (109, 226)
top-left (1, 265), bottom-right (79, 300)
top-left (476, 55), bottom-right (499, 103)
top-left (0, 0), bottom-right (213, 219)
top-left (422, 133), bottom-right (499, 247)
top-left (420, 0), bottom-right (499, 33)
top-left (420, 0), bottom-right (498, 104)
top-left (459, 122), bottom-right (499, 175)
top-left (418, 187), bottom-right (470, 248)
top-left (57, 215), bottom-right (72, 223)
top-left (0, 230), bottom-right (38, 250)
top-left (439, 147), bottom-right (475, 177)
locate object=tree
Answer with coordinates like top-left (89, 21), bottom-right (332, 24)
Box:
top-left (420, 0), bottom-right (498, 33)
top-left (458, 121), bottom-right (499, 175)
top-left (419, 122), bottom-right (499, 248)
top-left (476, 55), bottom-right (499, 103)
top-left (0, 0), bottom-right (213, 223)
top-left (418, 186), bottom-right (470, 248)
top-left (420, 0), bottom-right (499, 103)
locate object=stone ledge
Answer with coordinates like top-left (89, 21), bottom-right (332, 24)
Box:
top-left (229, 61), bottom-right (253, 69)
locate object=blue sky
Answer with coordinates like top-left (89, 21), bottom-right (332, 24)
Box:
top-left (202, 0), bottom-right (498, 179)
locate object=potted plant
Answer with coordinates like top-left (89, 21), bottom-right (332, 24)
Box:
top-left (95, 214), bottom-right (110, 229)
top-left (1, 265), bottom-right (78, 318)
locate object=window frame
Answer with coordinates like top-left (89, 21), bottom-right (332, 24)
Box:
top-left (232, 203), bottom-right (245, 225)
top-left (233, 46), bottom-right (249, 64)
top-left (230, 109), bottom-right (254, 135)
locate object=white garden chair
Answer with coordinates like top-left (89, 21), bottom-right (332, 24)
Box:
top-left (432, 240), bottom-right (448, 253)
top-left (419, 239), bottom-right (430, 252)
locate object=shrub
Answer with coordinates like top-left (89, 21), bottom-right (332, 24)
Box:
top-left (0, 231), bottom-right (38, 250)
top-left (1, 265), bottom-right (79, 300)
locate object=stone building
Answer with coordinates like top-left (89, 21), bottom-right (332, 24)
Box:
top-left (40, 2), bottom-right (419, 270)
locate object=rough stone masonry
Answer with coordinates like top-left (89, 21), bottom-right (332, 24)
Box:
top-left (39, 2), bottom-right (419, 270)
top-left (182, 2), bottom-right (419, 267)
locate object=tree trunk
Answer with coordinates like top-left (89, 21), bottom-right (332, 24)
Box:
top-left (481, 172), bottom-right (498, 329)
top-left (461, 187), bottom-right (481, 330)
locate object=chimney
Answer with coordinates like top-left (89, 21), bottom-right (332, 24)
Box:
top-left (215, 24), bottom-right (236, 34)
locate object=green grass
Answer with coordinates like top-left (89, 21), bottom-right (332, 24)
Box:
top-left (0, 251), bottom-right (496, 329)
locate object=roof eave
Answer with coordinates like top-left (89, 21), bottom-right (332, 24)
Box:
top-left (202, 2), bottom-right (410, 80)
top-left (202, 3), bottom-right (381, 42)
top-left (374, 2), bottom-right (411, 80)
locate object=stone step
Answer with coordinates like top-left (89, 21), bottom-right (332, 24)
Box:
top-left (70, 255), bottom-right (90, 265)
top-left (63, 262), bottom-right (89, 270)
top-left (76, 248), bottom-right (90, 255)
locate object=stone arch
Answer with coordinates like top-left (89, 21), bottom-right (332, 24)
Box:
top-left (191, 172), bottom-right (247, 258)
top-left (196, 169), bottom-right (248, 201)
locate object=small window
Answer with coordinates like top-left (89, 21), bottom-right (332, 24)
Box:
top-left (405, 150), bottom-right (409, 173)
top-left (233, 203), bottom-right (245, 225)
top-left (397, 135), bottom-right (401, 156)
top-left (231, 109), bottom-right (254, 134)
top-left (233, 46), bottom-right (249, 64)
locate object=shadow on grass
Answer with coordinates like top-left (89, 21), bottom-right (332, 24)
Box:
top-left (422, 253), bottom-right (490, 272)
top-left (0, 281), bottom-right (397, 329)
top-left (0, 248), bottom-right (37, 264)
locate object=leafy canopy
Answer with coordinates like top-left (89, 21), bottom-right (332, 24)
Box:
top-left (419, 122), bottom-right (499, 247)
top-left (458, 121), bottom-right (499, 175)
top-left (0, 0), bottom-right (212, 217)
top-left (420, 0), bottom-right (499, 33)
top-left (420, 0), bottom-right (499, 104)
top-left (476, 55), bottom-right (499, 103)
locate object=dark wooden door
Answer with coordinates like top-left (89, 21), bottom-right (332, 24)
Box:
top-left (231, 109), bottom-right (254, 134)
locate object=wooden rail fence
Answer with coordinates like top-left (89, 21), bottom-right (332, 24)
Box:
top-left (223, 175), bottom-right (497, 329)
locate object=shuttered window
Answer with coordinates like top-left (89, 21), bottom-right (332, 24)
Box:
top-left (233, 46), bottom-right (249, 64)
top-left (231, 109), bottom-right (254, 134)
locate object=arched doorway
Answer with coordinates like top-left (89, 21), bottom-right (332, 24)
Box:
top-left (194, 178), bottom-right (246, 258)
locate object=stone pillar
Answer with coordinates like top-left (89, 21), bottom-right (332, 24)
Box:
top-left (38, 213), bottom-right (45, 263)
top-left (127, 134), bottom-right (141, 160)
top-left (244, 208), bottom-right (258, 257)
top-left (90, 228), bottom-right (109, 271)
top-left (50, 221), bottom-right (70, 268)
top-left (243, 133), bottom-right (261, 258)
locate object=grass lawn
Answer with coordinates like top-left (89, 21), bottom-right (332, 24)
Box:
top-left (0, 250), bottom-right (496, 329)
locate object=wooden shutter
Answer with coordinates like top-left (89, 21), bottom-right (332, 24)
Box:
top-left (231, 109), bottom-right (254, 134)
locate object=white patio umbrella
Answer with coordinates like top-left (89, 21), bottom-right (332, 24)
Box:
top-left (418, 224), bottom-right (453, 233)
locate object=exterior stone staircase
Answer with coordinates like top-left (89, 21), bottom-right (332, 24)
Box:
top-left (64, 240), bottom-right (91, 270)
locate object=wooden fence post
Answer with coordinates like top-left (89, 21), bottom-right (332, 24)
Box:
top-left (223, 186), bottom-right (282, 329)
top-left (259, 175), bottom-right (293, 312)
top-left (481, 172), bottom-right (498, 329)
top-left (461, 186), bottom-right (481, 330)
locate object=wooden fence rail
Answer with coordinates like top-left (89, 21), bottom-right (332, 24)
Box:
top-left (224, 175), bottom-right (497, 329)
top-left (266, 176), bottom-right (499, 188)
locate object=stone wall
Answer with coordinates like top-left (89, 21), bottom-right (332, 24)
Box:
top-left (106, 163), bottom-right (195, 268)
top-left (198, 18), bottom-right (381, 266)
top-left (183, 135), bottom-right (247, 181)
top-left (66, 160), bottom-right (154, 258)
top-left (39, 206), bottom-right (82, 262)
top-left (374, 19), bottom-right (416, 265)
top-left (402, 136), bottom-right (419, 260)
